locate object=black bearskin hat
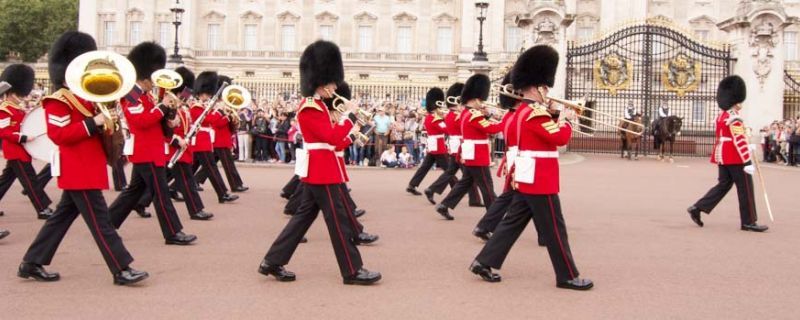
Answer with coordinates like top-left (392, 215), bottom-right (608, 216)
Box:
top-left (425, 87), bottom-right (445, 113)
top-left (322, 81), bottom-right (351, 110)
top-left (460, 74), bottom-right (490, 103)
top-left (445, 82), bottom-right (464, 108)
top-left (716, 75), bottom-right (746, 111)
top-left (171, 66), bottom-right (195, 95)
top-left (194, 71), bottom-right (219, 96)
top-left (511, 45), bottom-right (559, 90)
top-left (48, 31), bottom-right (97, 89)
top-left (0, 64), bottom-right (35, 96)
top-left (299, 40), bottom-right (344, 97)
top-left (127, 42), bottom-right (166, 80)
top-left (217, 75), bottom-right (233, 88)
top-left (498, 73), bottom-right (518, 110)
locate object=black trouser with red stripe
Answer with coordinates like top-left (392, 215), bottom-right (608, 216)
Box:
top-left (282, 175), bottom-right (301, 196)
top-left (35, 164), bottom-right (53, 191)
top-left (476, 193), bottom-right (579, 282)
top-left (193, 151), bottom-right (229, 200)
top-left (172, 162), bottom-right (204, 216)
top-left (284, 182), bottom-right (364, 233)
top-left (111, 157), bottom-right (128, 191)
top-left (693, 164), bottom-right (758, 225)
top-left (196, 148), bottom-right (244, 189)
top-left (440, 165), bottom-right (495, 211)
top-left (265, 183), bottom-right (364, 278)
top-left (109, 163), bottom-right (183, 239)
top-left (428, 155), bottom-right (481, 204)
top-left (23, 190), bottom-right (133, 274)
top-left (0, 160), bottom-right (52, 213)
top-left (475, 189), bottom-right (545, 241)
top-left (408, 153), bottom-right (448, 189)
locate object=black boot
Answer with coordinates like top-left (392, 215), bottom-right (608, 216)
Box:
top-left (687, 206), bottom-right (703, 227)
top-left (557, 278), bottom-right (594, 290)
top-left (353, 208), bottom-right (366, 218)
top-left (741, 224), bottom-right (768, 232)
top-left (469, 260), bottom-right (501, 282)
top-left (165, 231), bottom-right (197, 245)
top-left (134, 206), bottom-right (152, 218)
top-left (343, 268), bottom-right (381, 285)
top-left (18, 263), bottom-right (60, 282)
top-left (0, 228), bottom-right (9, 240)
top-left (113, 267), bottom-right (149, 285)
top-left (190, 211), bottom-right (214, 220)
top-left (424, 188), bottom-right (436, 205)
top-left (37, 208), bottom-right (54, 220)
top-left (435, 204), bottom-right (454, 220)
top-left (472, 228), bottom-right (491, 241)
top-left (354, 232), bottom-right (379, 245)
top-left (219, 193), bottom-right (239, 203)
top-left (406, 186), bottom-right (421, 196)
top-left (170, 190), bottom-right (184, 202)
top-left (258, 260), bottom-right (296, 281)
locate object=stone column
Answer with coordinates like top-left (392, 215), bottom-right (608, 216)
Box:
top-left (719, 0), bottom-right (798, 132)
top-left (78, 0), bottom-right (98, 37)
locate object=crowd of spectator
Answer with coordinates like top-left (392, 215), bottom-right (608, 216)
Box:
top-left (760, 117), bottom-right (800, 166)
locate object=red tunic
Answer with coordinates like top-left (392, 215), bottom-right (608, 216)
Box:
top-left (0, 101), bottom-right (32, 162)
top-left (514, 101), bottom-right (572, 195)
top-left (460, 108), bottom-right (503, 167)
top-left (169, 107), bottom-right (193, 164)
top-left (424, 113), bottom-right (447, 155)
top-left (298, 97), bottom-right (354, 185)
top-left (498, 110), bottom-right (518, 191)
top-left (711, 110), bottom-right (751, 165)
top-left (122, 90), bottom-right (167, 166)
top-left (43, 89), bottom-right (109, 190)
top-left (190, 103), bottom-right (218, 153)
top-left (211, 109), bottom-right (233, 149)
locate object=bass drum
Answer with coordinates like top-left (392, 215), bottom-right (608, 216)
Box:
top-left (20, 107), bottom-right (57, 162)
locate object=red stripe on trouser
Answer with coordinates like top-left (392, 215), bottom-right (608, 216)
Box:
top-left (148, 165), bottom-right (175, 234)
top-left (325, 185), bottom-right (355, 275)
top-left (547, 195), bottom-right (575, 279)
top-left (178, 165), bottom-right (198, 213)
top-left (17, 161), bottom-right (44, 210)
top-left (743, 174), bottom-right (756, 223)
top-left (203, 153), bottom-right (225, 195)
top-left (81, 191), bottom-right (122, 271)
top-left (337, 186), bottom-right (360, 232)
top-left (478, 167), bottom-right (495, 203)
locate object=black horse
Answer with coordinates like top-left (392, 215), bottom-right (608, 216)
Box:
top-left (652, 116), bottom-right (683, 162)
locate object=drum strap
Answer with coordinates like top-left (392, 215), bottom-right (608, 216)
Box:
top-left (0, 101), bottom-right (14, 116)
top-left (45, 89), bottom-right (93, 118)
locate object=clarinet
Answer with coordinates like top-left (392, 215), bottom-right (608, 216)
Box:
top-left (167, 82), bottom-right (228, 169)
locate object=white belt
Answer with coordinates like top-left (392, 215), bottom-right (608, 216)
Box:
top-left (335, 151), bottom-right (344, 157)
top-left (305, 143), bottom-right (336, 151)
top-left (428, 134), bottom-right (445, 139)
top-left (518, 150), bottom-right (559, 158)
top-left (464, 139), bottom-right (489, 145)
top-left (508, 146), bottom-right (518, 152)
top-left (719, 137), bottom-right (732, 142)
top-left (199, 127), bottom-right (213, 133)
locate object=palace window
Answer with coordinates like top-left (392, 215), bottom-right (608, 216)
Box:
top-left (578, 27), bottom-right (593, 41)
top-left (396, 26), bottom-right (412, 53)
top-left (505, 26), bottom-right (522, 52)
top-left (158, 22), bottom-right (171, 45)
top-left (281, 25), bottom-right (296, 51)
top-left (785, 31), bottom-right (798, 61)
top-left (358, 26), bottom-right (373, 52)
top-left (128, 21), bottom-right (142, 45)
top-left (207, 23), bottom-right (221, 49)
top-left (244, 24), bottom-right (258, 50)
top-left (436, 26), bottom-right (453, 54)
top-left (103, 21), bottom-right (116, 46)
top-left (695, 30), bottom-right (709, 41)
top-left (319, 25), bottom-right (334, 41)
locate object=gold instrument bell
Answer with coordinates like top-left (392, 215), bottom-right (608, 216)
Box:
top-left (81, 58), bottom-right (124, 97)
top-left (221, 85), bottom-right (251, 109)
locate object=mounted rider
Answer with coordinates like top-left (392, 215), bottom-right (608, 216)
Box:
top-left (652, 100), bottom-right (672, 135)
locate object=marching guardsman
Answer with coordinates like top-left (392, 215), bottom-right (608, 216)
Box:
top-left (195, 75), bottom-right (248, 193)
top-left (405, 87), bottom-right (449, 197)
top-left (472, 73), bottom-right (544, 244)
top-left (191, 71), bottom-right (239, 204)
top-left (687, 75), bottom-right (768, 232)
top-left (470, 45), bottom-right (593, 290)
top-left (435, 74), bottom-right (501, 220)
top-left (19, 31), bottom-right (148, 285)
top-left (259, 40), bottom-right (381, 285)
top-left (167, 66), bottom-right (213, 221)
top-left (424, 83), bottom-right (482, 205)
top-left (0, 64), bottom-right (54, 219)
top-left (107, 41), bottom-right (197, 245)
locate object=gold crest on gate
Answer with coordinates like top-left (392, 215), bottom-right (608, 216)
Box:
top-left (661, 52), bottom-right (701, 96)
top-left (593, 52), bottom-right (632, 95)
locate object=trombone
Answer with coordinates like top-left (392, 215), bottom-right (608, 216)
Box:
top-left (326, 88), bottom-right (373, 125)
top-left (545, 95), bottom-right (643, 136)
top-left (490, 84), bottom-right (594, 136)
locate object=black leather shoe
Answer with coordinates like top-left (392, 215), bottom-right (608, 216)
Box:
top-left (469, 202), bottom-right (485, 208)
top-left (343, 268), bottom-right (381, 285)
top-left (280, 191), bottom-right (291, 200)
top-left (190, 211), bottom-right (214, 220)
top-left (0, 229), bottom-right (9, 240)
top-left (113, 267), bottom-right (149, 285)
top-left (300, 237), bottom-right (308, 243)
top-left (196, 185), bottom-right (204, 192)
top-left (0, 210), bottom-right (4, 216)
top-left (406, 186), bottom-right (421, 196)
top-left (353, 208), bottom-right (366, 218)
top-left (472, 228), bottom-right (491, 241)
top-left (537, 238), bottom-right (546, 247)
top-left (354, 232), bottom-right (379, 245)
top-left (218, 193), bottom-right (239, 203)
top-left (424, 188), bottom-right (436, 205)
top-left (21, 189), bottom-right (28, 196)
top-left (232, 185), bottom-right (249, 192)
top-left (37, 208), bottom-right (54, 220)
top-left (283, 210), bottom-right (295, 216)
top-left (741, 224), bottom-right (768, 232)
top-left (135, 206), bottom-right (152, 218)
top-left (165, 232), bottom-right (197, 245)
top-left (470, 260), bottom-right (501, 282)
top-left (170, 190), bottom-right (184, 202)
top-left (687, 206), bottom-right (703, 227)
top-left (435, 204), bottom-right (454, 220)
top-left (18, 263), bottom-right (60, 282)
top-left (258, 260), bottom-right (296, 281)
top-left (557, 278), bottom-right (594, 290)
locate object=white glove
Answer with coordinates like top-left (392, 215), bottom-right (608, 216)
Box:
top-left (744, 164), bottom-right (755, 175)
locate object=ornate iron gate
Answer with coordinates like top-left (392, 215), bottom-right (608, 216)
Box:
top-left (784, 70), bottom-right (800, 120)
top-left (565, 18), bottom-right (732, 157)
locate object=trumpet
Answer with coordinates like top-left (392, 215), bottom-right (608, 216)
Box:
top-left (326, 88), bottom-right (373, 125)
top-left (544, 94), bottom-right (644, 136)
top-left (491, 83), bottom-right (524, 100)
top-left (434, 101), bottom-right (450, 115)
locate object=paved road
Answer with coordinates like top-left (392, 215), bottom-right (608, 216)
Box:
top-left (0, 155), bottom-right (798, 319)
